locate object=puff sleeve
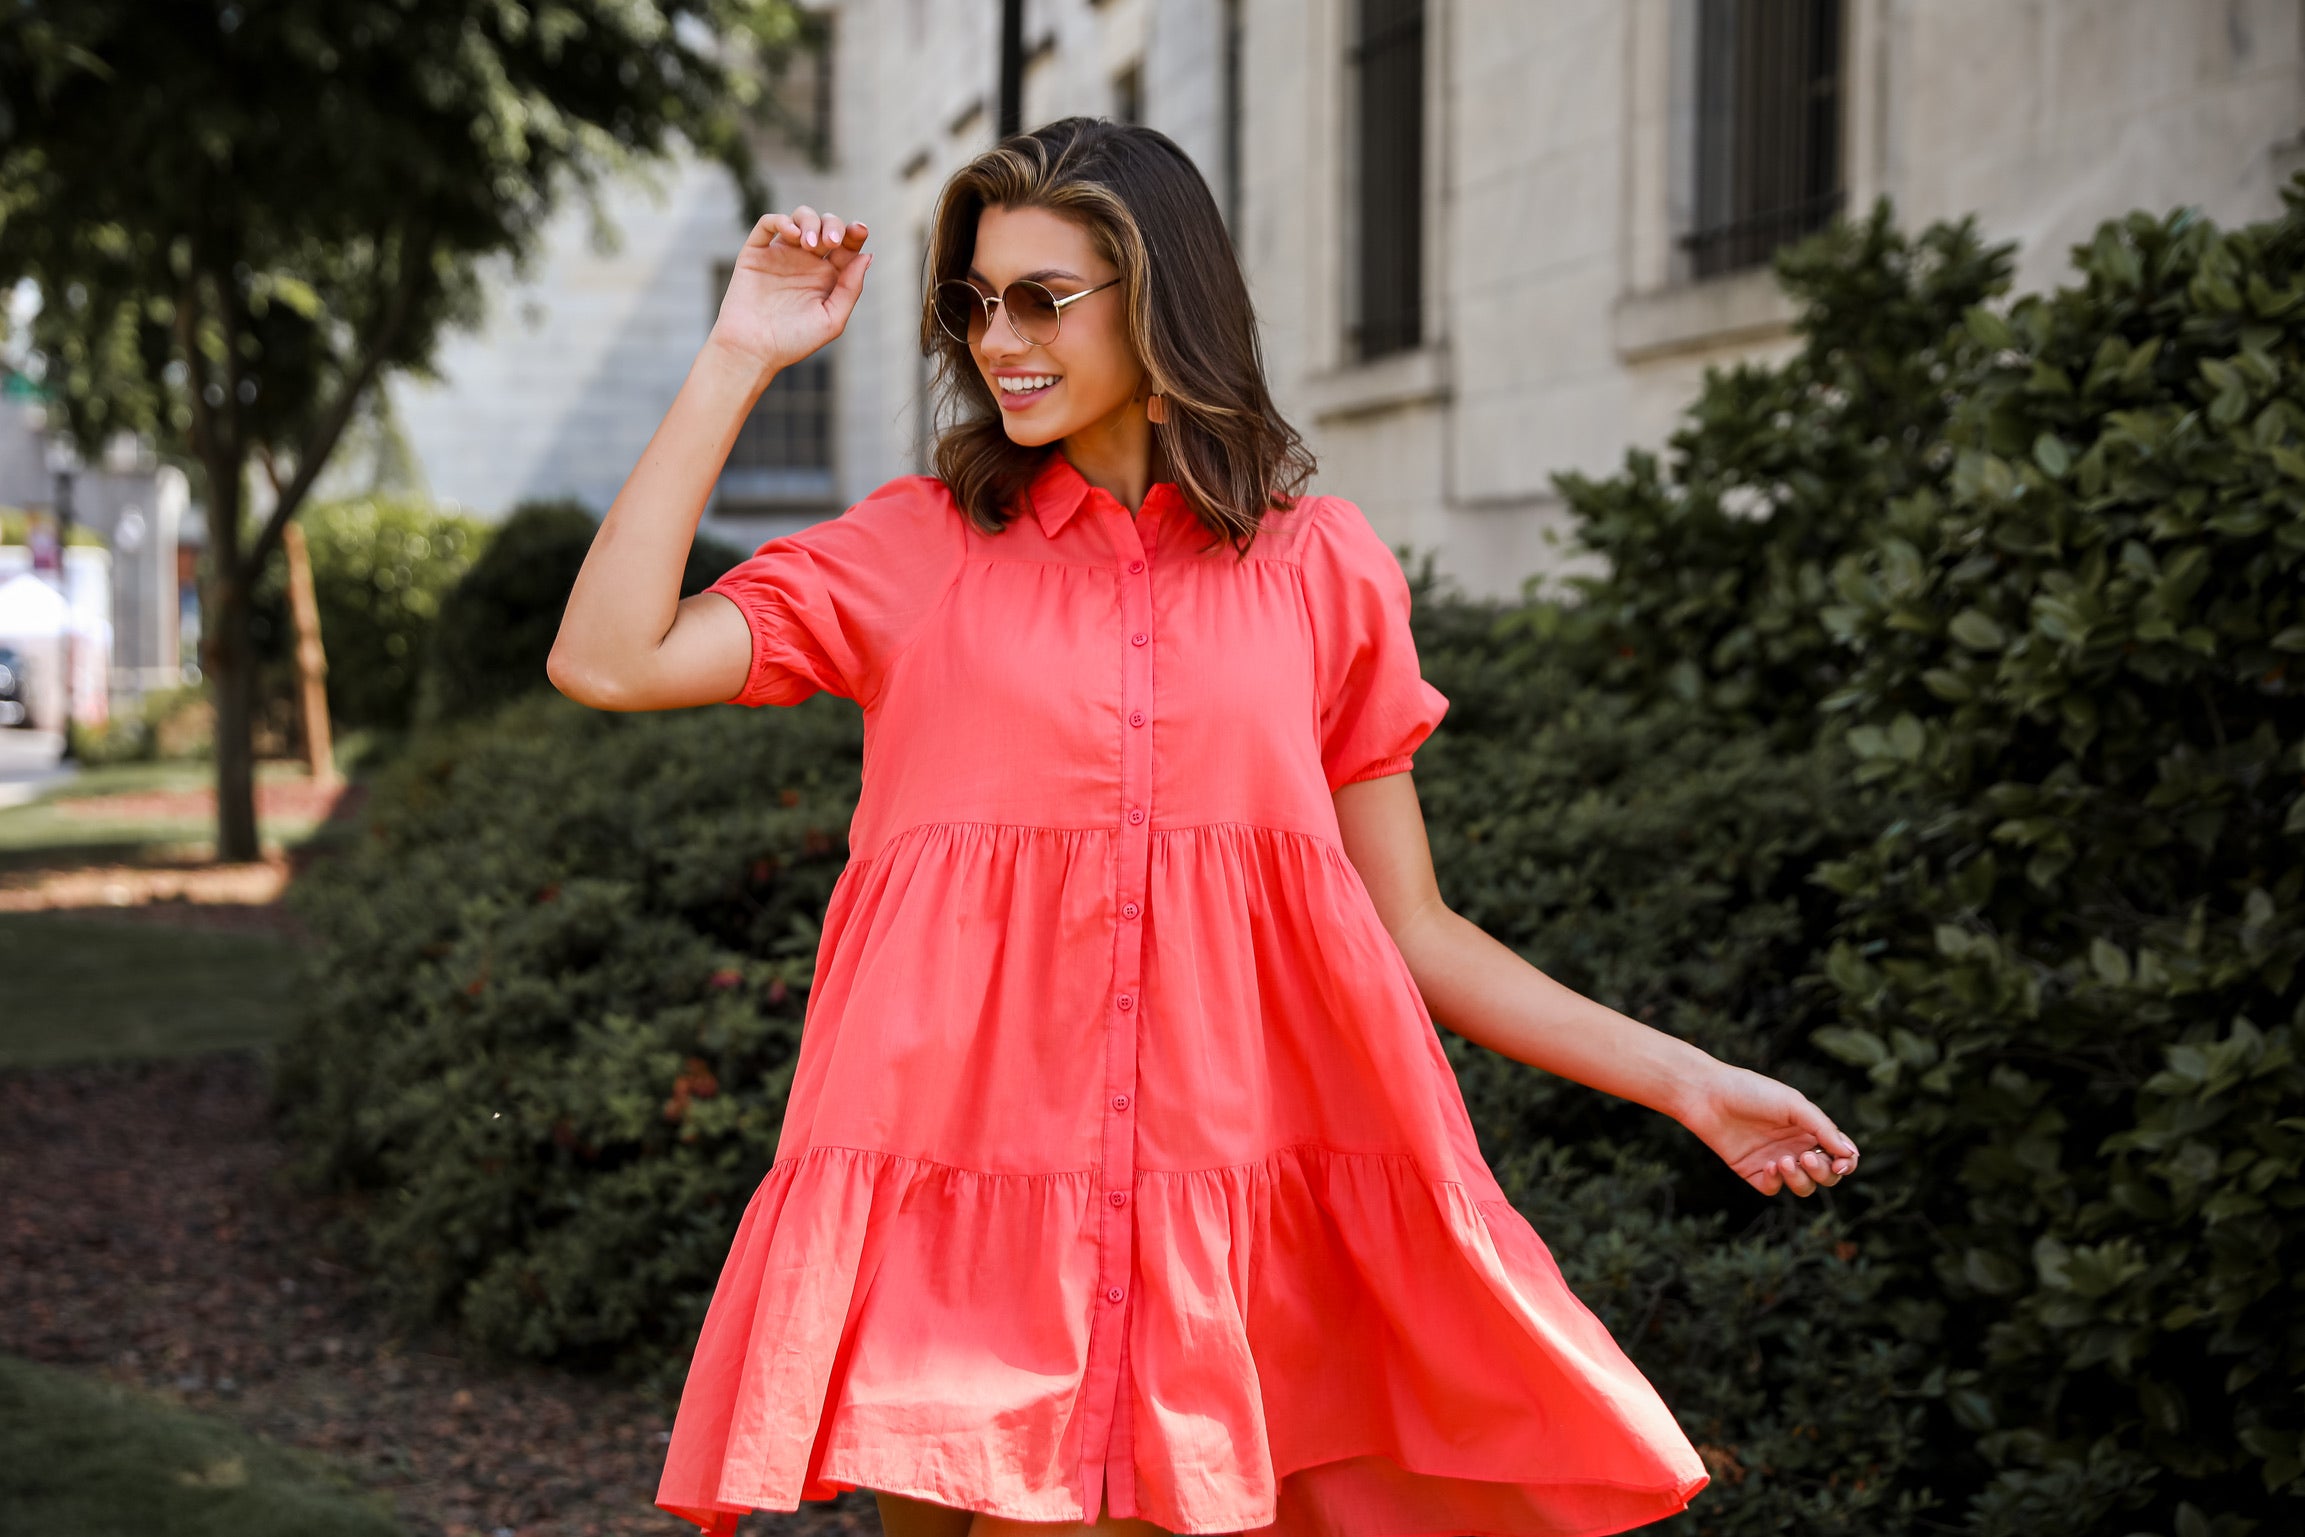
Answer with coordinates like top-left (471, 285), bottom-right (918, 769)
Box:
top-left (1303, 495), bottom-right (1452, 790)
top-left (703, 475), bottom-right (966, 709)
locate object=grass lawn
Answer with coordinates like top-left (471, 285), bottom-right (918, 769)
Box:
top-left (0, 1352), bottom-right (405, 1537)
top-left (0, 910), bottom-right (304, 1068)
top-left (0, 757), bottom-right (326, 872)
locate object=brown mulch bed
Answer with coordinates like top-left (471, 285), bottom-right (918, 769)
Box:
top-left (0, 855), bottom-right (305, 937)
top-left (0, 775), bottom-right (374, 937)
top-left (47, 777), bottom-right (368, 824)
top-left (0, 1005), bottom-right (882, 1537)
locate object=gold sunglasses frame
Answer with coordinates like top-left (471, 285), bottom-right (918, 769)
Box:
top-left (931, 275), bottom-right (1124, 347)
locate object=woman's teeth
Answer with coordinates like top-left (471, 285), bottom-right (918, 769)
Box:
top-left (998, 375), bottom-right (1060, 393)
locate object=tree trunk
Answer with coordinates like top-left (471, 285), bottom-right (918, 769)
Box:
top-left (204, 572), bottom-right (262, 864)
top-left (282, 520), bottom-right (338, 788)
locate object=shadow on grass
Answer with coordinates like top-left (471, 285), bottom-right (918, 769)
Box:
top-left (0, 1351), bottom-right (406, 1536)
top-left (0, 912), bottom-right (302, 1068)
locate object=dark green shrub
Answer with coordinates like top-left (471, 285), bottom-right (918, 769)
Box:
top-left (271, 687), bottom-right (863, 1385)
top-left (1800, 191), bottom-right (2305, 1531)
top-left (414, 499), bottom-right (745, 727)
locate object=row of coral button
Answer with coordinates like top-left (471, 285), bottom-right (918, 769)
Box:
top-left (1111, 546), bottom-right (1148, 1309)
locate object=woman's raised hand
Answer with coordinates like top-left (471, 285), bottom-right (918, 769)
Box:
top-left (708, 206), bottom-right (873, 379)
top-left (1677, 1062), bottom-right (1861, 1198)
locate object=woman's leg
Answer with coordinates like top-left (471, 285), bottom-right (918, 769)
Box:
top-left (967, 1489), bottom-right (1173, 1537)
top-left (869, 1487), bottom-right (1175, 1537)
top-left (873, 1489), bottom-right (976, 1537)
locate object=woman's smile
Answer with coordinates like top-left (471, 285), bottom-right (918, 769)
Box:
top-left (993, 369), bottom-right (1062, 408)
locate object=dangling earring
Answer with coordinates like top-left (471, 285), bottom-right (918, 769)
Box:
top-left (1145, 392), bottom-right (1169, 424)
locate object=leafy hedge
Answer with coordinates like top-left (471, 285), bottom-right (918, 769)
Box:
top-left (272, 688), bottom-right (862, 1382)
top-left (413, 499), bottom-right (745, 728)
top-left (275, 186), bottom-right (2305, 1535)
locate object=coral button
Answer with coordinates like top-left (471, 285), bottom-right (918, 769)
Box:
top-left (1127, 808), bottom-right (1145, 824)
top-left (1131, 632), bottom-right (1148, 645)
top-left (1112, 1094), bottom-right (1129, 1110)
top-left (1107, 1286), bottom-right (1125, 1303)
top-left (1128, 560), bottom-right (1144, 573)
top-left (1130, 711), bottom-right (1146, 726)
top-left (1116, 994), bottom-right (1134, 1011)
top-left (1110, 1190), bottom-right (1128, 1206)
top-left (1121, 901), bottom-right (1139, 919)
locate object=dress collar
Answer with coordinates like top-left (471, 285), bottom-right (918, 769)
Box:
top-left (1026, 449), bottom-right (1177, 537)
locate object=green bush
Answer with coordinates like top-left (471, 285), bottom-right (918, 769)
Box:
top-left (413, 498), bottom-right (745, 727)
top-left (271, 687), bottom-right (863, 1385)
top-left (64, 682), bottom-right (213, 765)
top-left (1799, 193), bottom-right (2305, 1530)
top-left (296, 494), bottom-right (490, 731)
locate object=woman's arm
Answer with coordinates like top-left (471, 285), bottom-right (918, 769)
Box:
top-left (547, 206), bottom-right (873, 712)
top-left (1333, 772), bottom-right (1860, 1197)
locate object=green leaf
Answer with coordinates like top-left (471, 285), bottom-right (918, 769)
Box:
top-left (1949, 609), bottom-right (2008, 651)
top-left (1812, 1026), bottom-right (1889, 1068)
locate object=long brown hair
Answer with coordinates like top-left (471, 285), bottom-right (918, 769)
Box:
top-left (921, 116), bottom-right (1316, 556)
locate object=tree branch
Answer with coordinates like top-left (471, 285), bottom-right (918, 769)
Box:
top-left (241, 217), bottom-right (430, 585)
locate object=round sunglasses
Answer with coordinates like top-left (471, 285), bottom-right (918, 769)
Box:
top-left (930, 275), bottom-right (1122, 347)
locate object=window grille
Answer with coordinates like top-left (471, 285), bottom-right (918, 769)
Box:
top-left (1113, 61), bottom-right (1143, 125)
top-left (1684, 0), bottom-right (1845, 280)
top-left (712, 261), bottom-right (837, 508)
top-left (1222, 0), bottom-right (1244, 240)
top-left (1347, 0), bottom-right (1424, 361)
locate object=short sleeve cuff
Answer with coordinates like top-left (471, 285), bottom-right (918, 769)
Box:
top-left (1333, 754), bottom-right (1418, 789)
top-left (706, 582), bottom-right (832, 708)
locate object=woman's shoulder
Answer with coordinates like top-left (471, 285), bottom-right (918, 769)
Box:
top-left (1261, 490), bottom-right (1390, 573)
top-left (770, 474), bottom-right (969, 557)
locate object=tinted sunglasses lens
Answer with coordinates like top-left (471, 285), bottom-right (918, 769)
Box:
top-left (1003, 281), bottom-right (1062, 344)
top-left (932, 281), bottom-right (985, 343)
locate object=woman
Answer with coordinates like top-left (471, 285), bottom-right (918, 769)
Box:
top-left (548, 117), bottom-right (1857, 1537)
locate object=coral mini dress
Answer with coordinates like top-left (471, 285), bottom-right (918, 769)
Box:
top-left (656, 449), bottom-right (1710, 1537)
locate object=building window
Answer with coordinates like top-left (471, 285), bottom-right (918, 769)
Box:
top-left (1683, 0), bottom-right (1845, 281)
top-left (712, 261), bottom-right (837, 512)
top-left (1112, 60), bottom-right (1143, 125)
top-left (912, 227), bottom-right (934, 474)
top-left (1222, 0), bottom-right (1244, 240)
top-left (755, 10), bottom-right (836, 164)
top-left (1346, 0), bottom-right (1424, 362)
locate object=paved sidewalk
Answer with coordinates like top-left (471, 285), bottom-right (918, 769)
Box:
top-left (0, 729), bottom-right (76, 811)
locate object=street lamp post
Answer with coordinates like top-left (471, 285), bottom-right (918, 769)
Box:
top-left (43, 433), bottom-right (80, 762)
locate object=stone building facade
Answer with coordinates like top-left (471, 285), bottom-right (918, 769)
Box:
top-left (387, 0), bottom-right (2305, 601)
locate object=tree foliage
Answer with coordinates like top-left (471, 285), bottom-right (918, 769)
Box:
top-left (0, 0), bottom-right (810, 856)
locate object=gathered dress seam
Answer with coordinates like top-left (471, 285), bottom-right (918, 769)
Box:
top-left (847, 815), bottom-right (1352, 866)
top-left (770, 1137), bottom-right (1461, 1188)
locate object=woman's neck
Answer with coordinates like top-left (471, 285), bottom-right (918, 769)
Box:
top-left (1061, 407), bottom-right (1156, 514)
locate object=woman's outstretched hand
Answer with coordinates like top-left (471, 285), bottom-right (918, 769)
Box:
top-left (1678, 1062), bottom-right (1860, 1197)
top-left (708, 204), bottom-right (873, 380)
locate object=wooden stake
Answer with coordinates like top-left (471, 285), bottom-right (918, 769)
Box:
top-left (281, 519), bottom-right (338, 789)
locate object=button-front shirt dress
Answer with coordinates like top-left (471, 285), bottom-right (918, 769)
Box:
top-left (655, 449), bottom-right (1711, 1537)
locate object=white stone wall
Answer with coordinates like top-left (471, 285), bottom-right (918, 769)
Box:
top-left (389, 0), bottom-right (2305, 603)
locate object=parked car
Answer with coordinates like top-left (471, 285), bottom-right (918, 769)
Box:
top-left (0, 644), bottom-right (28, 727)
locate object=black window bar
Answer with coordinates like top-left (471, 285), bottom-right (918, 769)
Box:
top-left (1684, 0), bottom-right (1846, 281)
top-left (1348, 0), bottom-right (1424, 361)
top-left (729, 350), bottom-right (835, 473)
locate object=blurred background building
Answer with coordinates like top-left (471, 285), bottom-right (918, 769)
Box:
top-left (16, 0), bottom-right (2278, 625)
top-left (0, 372), bottom-right (190, 730)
